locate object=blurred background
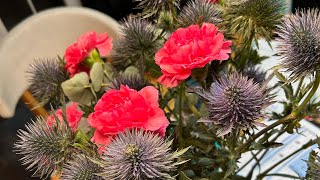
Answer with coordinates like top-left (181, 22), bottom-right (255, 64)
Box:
top-left (0, 0), bottom-right (319, 179)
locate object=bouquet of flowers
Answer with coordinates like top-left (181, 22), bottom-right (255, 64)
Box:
top-left (14, 0), bottom-right (320, 179)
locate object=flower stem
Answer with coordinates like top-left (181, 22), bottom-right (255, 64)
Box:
top-left (237, 71), bottom-right (320, 153)
top-left (237, 114), bottom-right (295, 152)
top-left (178, 83), bottom-right (185, 148)
top-left (292, 71), bottom-right (320, 117)
top-left (257, 138), bottom-right (318, 179)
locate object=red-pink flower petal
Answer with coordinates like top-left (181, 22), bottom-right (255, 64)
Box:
top-left (96, 33), bottom-right (113, 56)
top-left (46, 103), bottom-right (83, 132)
top-left (91, 130), bottom-right (112, 154)
top-left (87, 86), bottom-right (169, 152)
top-left (64, 31), bottom-right (113, 76)
top-left (155, 23), bottom-right (231, 87)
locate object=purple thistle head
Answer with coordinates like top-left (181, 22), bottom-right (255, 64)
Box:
top-left (61, 155), bottom-right (103, 180)
top-left (197, 72), bottom-right (271, 136)
top-left (178, 0), bottom-right (221, 27)
top-left (109, 74), bottom-right (149, 91)
top-left (101, 129), bottom-right (187, 180)
top-left (277, 8), bottom-right (320, 80)
top-left (27, 58), bottom-right (68, 105)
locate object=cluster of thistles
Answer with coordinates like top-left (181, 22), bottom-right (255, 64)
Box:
top-left (15, 0), bottom-right (320, 179)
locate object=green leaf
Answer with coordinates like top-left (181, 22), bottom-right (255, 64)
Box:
top-left (197, 157), bottom-right (215, 166)
top-left (274, 70), bottom-right (287, 82)
top-left (123, 66), bottom-right (140, 76)
top-left (179, 171), bottom-right (192, 180)
top-left (104, 63), bottom-right (115, 81)
top-left (261, 142), bottom-right (283, 149)
top-left (90, 62), bottom-right (104, 92)
top-left (61, 72), bottom-right (92, 105)
top-left (74, 130), bottom-right (89, 145)
top-left (173, 147), bottom-right (190, 158)
top-left (224, 158), bottom-right (238, 178)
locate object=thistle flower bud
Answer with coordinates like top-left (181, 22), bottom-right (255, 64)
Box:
top-left (224, 0), bottom-right (284, 45)
top-left (277, 8), bottom-right (320, 80)
top-left (101, 129), bottom-right (187, 180)
top-left (27, 58), bottom-right (68, 105)
top-left (134, 0), bottom-right (180, 18)
top-left (111, 17), bottom-right (161, 73)
top-left (197, 72), bottom-right (271, 136)
top-left (61, 155), bottom-right (103, 180)
top-left (110, 74), bottom-right (149, 91)
top-left (14, 116), bottom-right (74, 178)
top-left (178, 0), bottom-right (221, 27)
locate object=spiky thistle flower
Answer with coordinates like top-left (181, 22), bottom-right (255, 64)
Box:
top-left (277, 8), bottom-right (320, 80)
top-left (109, 74), bottom-right (149, 91)
top-left (134, 0), bottom-right (180, 18)
top-left (61, 155), bottom-right (103, 180)
top-left (197, 72), bottom-right (271, 136)
top-left (178, 0), bottom-right (221, 27)
top-left (223, 0), bottom-right (284, 46)
top-left (27, 58), bottom-right (68, 105)
top-left (14, 115), bottom-right (74, 178)
top-left (100, 129), bottom-right (188, 180)
top-left (111, 17), bottom-right (161, 73)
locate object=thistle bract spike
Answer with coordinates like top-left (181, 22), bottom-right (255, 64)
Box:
top-left (224, 0), bottom-right (284, 45)
top-left (14, 116), bottom-right (74, 178)
top-left (134, 0), bottom-right (180, 18)
top-left (197, 72), bottom-right (271, 136)
top-left (277, 8), bottom-right (320, 80)
top-left (61, 155), bottom-right (103, 180)
top-left (178, 0), bottom-right (221, 27)
top-left (101, 129), bottom-right (186, 180)
top-left (111, 17), bottom-right (161, 72)
top-left (110, 74), bottom-right (149, 91)
top-left (27, 58), bottom-right (68, 105)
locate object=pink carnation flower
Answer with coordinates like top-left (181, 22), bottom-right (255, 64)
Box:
top-left (64, 31), bottom-right (112, 76)
top-left (87, 85), bottom-right (169, 154)
top-left (47, 102), bottom-right (83, 131)
top-left (155, 23), bottom-right (232, 87)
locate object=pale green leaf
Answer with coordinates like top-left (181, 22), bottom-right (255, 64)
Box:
top-left (90, 62), bottom-right (104, 92)
top-left (123, 66), bottom-right (140, 76)
top-left (61, 72), bottom-right (92, 105)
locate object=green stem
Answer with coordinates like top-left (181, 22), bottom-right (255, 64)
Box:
top-left (292, 71), bottom-right (320, 117)
top-left (178, 83), bottom-right (185, 148)
top-left (294, 76), bottom-right (305, 97)
top-left (257, 138), bottom-right (318, 179)
top-left (237, 147), bottom-right (263, 173)
top-left (238, 71), bottom-right (320, 152)
top-left (263, 174), bottom-right (302, 179)
top-left (245, 126), bottom-right (285, 178)
top-left (237, 114), bottom-right (295, 152)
